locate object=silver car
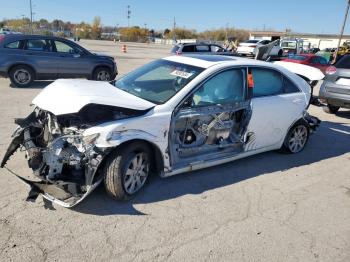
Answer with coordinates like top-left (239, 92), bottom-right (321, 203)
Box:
top-left (319, 54), bottom-right (350, 113)
top-left (0, 34), bottom-right (118, 87)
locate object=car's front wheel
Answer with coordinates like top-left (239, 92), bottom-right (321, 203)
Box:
top-left (281, 121), bottom-right (309, 154)
top-left (92, 67), bottom-right (112, 81)
top-left (9, 65), bottom-right (35, 87)
top-left (104, 142), bottom-right (152, 200)
top-left (323, 103), bottom-right (340, 114)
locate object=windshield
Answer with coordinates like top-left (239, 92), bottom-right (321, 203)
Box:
top-left (114, 59), bottom-right (204, 104)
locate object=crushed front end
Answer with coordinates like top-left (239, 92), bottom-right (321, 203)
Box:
top-left (0, 108), bottom-right (109, 207)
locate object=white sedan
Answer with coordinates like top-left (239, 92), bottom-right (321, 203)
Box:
top-left (1, 55), bottom-right (320, 207)
top-left (237, 39), bottom-right (283, 56)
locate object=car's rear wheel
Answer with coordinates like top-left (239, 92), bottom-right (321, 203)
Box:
top-left (92, 67), bottom-right (112, 81)
top-left (104, 142), bottom-right (153, 200)
top-left (281, 121), bottom-right (309, 154)
top-left (323, 103), bottom-right (340, 114)
top-left (9, 65), bottom-right (35, 87)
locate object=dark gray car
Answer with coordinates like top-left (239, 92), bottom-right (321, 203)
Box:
top-left (0, 34), bottom-right (117, 87)
top-left (319, 54), bottom-right (350, 113)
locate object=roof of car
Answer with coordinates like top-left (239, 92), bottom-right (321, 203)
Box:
top-left (163, 54), bottom-right (270, 69)
top-left (2, 34), bottom-right (68, 42)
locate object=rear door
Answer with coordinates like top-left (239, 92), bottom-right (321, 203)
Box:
top-left (52, 40), bottom-right (92, 78)
top-left (246, 67), bottom-right (305, 150)
top-left (24, 38), bottom-right (58, 79)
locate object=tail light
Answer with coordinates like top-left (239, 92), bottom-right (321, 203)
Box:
top-left (249, 45), bottom-right (257, 48)
top-left (325, 66), bottom-right (337, 75)
top-left (176, 51), bottom-right (182, 55)
top-left (0, 35), bottom-right (5, 42)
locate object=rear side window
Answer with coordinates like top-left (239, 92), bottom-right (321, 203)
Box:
top-left (181, 45), bottom-right (195, 52)
top-left (335, 55), bottom-right (350, 69)
top-left (210, 45), bottom-right (224, 52)
top-left (5, 40), bottom-right (22, 49)
top-left (26, 39), bottom-right (52, 52)
top-left (251, 68), bottom-right (284, 97)
top-left (195, 45), bottom-right (210, 52)
top-left (283, 77), bottom-right (300, 93)
top-left (251, 68), bottom-right (300, 97)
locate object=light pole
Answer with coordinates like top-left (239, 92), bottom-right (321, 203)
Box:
top-left (334, 0), bottom-right (350, 63)
top-left (29, 0), bottom-right (33, 33)
top-left (127, 5), bottom-right (131, 27)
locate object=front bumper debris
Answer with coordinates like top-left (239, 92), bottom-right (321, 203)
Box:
top-left (0, 109), bottom-right (107, 208)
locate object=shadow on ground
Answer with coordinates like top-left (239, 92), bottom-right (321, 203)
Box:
top-left (10, 81), bottom-right (53, 89)
top-left (335, 109), bottom-right (350, 119)
top-left (72, 120), bottom-right (350, 216)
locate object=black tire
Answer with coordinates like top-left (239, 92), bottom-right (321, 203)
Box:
top-left (280, 120), bottom-right (310, 154)
top-left (323, 104), bottom-right (340, 114)
top-left (104, 141), bottom-right (153, 201)
top-left (9, 65), bottom-right (35, 87)
top-left (92, 67), bottom-right (112, 81)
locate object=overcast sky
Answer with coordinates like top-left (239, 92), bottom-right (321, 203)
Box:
top-left (1, 0), bottom-right (349, 34)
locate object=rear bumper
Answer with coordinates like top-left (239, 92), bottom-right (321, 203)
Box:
top-left (319, 81), bottom-right (350, 108)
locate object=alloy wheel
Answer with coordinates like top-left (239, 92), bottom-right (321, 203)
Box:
top-left (123, 152), bottom-right (149, 194)
top-left (288, 125), bottom-right (308, 153)
top-left (14, 69), bottom-right (31, 85)
top-left (97, 70), bottom-right (110, 81)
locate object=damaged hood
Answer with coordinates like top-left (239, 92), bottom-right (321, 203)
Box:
top-left (32, 79), bottom-right (155, 115)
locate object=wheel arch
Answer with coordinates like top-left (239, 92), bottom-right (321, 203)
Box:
top-left (91, 65), bottom-right (112, 78)
top-left (101, 138), bottom-right (165, 176)
top-left (8, 63), bottom-right (37, 78)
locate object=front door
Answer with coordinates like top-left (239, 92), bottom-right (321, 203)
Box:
top-left (52, 40), bottom-right (91, 78)
top-left (169, 68), bottom-right (252, 169)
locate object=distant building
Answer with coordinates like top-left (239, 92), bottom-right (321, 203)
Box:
top-left (249, 31), bottom-right (350, 50)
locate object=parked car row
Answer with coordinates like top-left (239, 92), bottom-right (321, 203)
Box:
top-left (0, 34), bottom-right (117, 87)
top-left (236, 39), bottom-right (283, 57)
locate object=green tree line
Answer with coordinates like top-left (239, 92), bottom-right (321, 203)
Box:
top-left (1, 17), bottom-right (249, 42)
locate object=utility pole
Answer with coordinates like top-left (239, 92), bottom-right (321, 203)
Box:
top-left (334, 0), bottom-right (350, 63)
top-left (127, 5), bottom-right (131, 27)
top-left (29, 0), bottom-right (33, 33)
top-left (173, 17), bottom-right (176, 43)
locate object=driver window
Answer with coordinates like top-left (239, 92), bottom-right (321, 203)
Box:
top-left (54, 41), bottom-right (78, 54)
top-left (192, 69), bottom-right (245, 106)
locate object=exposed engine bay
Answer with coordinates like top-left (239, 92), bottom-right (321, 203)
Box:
top-left (170, 102), bottom-right (252, 166)
top-left (0, 105), bottom-right (147, 207)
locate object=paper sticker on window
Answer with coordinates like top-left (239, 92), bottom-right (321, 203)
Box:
top-left (171, 70), bottom-right (193, 79)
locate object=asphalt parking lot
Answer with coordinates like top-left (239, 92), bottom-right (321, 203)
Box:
top-left (0, 40), bottom-right (350, 262)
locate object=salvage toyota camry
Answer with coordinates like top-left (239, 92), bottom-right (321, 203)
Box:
top-left (1, 55), bottom-right (320, 207)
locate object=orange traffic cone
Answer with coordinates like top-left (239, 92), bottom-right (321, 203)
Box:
top-left (122, 44), bottom-right (127, 53)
